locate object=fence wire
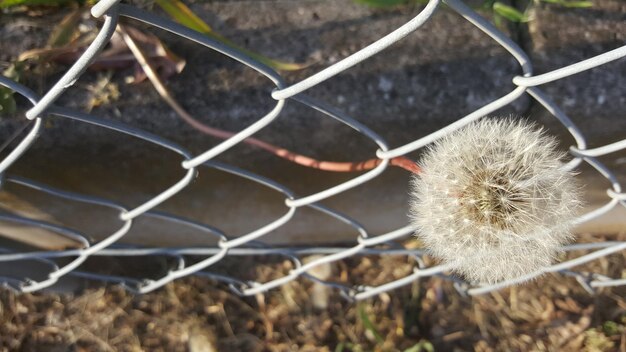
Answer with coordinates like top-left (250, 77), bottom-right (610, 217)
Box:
top-left (0, 0), bottom-right (625, 300)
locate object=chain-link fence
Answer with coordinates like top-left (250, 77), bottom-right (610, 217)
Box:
top-left (0, 0), bottom-right (625, 300)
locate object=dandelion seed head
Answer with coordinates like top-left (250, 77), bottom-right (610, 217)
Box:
top-left (409, 118), bottom-right (581, 284)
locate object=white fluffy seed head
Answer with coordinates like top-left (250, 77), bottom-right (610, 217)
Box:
top-left (409, 118), bottom-right (582, 284)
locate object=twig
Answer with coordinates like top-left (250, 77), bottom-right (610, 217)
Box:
top-left (116, 24), bottom-right (419, 174)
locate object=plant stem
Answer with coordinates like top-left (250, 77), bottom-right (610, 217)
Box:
top-left (117, 24), bottom-right (420, 175)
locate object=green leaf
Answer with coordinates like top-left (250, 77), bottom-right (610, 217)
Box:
top-left (154, 0), bottom-right (213, 34)
top-left (0, 0), bottom-right (75, 8)
top-left (155, 0), bottom-right (306, 71)
top-left (0, 63), bottom-right (23, 116)
top-left (358, 304), bottom-right (384, 344)
top-left (492, 2), bottom-right (529, 22)
top-left (0, 87), bottom-right (17, 115)
top-left (602, 321), bottom-right (622, 336)
top-left (493, 13), bottom-right (503, 27)
top-left (404, 340), bottom-right (436, 352)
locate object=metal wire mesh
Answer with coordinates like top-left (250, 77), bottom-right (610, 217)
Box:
top-left (0, 0), bottom-right (625, 300)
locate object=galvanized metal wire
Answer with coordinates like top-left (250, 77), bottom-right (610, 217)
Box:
top-left (0, 0), bottom-right (625, 300)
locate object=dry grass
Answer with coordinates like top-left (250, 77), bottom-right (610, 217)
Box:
top-left (1, 233), bottom-right (625, 352)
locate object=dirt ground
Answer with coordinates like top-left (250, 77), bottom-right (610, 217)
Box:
top-left (1, 233), bottom-right (625, 352)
